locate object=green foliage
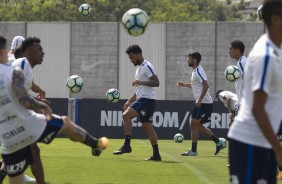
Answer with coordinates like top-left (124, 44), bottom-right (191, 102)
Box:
top-left (0, 0), bottom-right (252, 22)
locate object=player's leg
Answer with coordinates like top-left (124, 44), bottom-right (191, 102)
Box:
top-left (113, 106), bottom-right (139, 155)
top-left (142, 122), bottom-right (161, 161)
top-left (2, 146), bottom-right (33, 184)
top-left (181, 104), bottom-right (201, 156)
top-left (37, 115), bottom-right (108, 156)
top-left (30, 143), bottom-right (43, 184)
top-left (57, 116), bottom-right (108, 156)
top-left (9, 173), bottom-right (24, 184)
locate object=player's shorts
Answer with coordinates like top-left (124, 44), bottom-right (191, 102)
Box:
top-left (1, 146), bottom-right (33, 177)
top-left (229, 138), bottom-right (276, 184)
top-left (191, 103), bottom-right (213, 124)
top-left (130, 98), bottom-right (156, 123)
top-left (0, 114), bottom-right (63, 177)
top-left (37, 114), bottom-right (64, 144)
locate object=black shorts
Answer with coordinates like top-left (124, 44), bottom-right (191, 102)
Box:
top-left (191, 103), bottom-right (213, 124)
top-left (130, 98), bottom-right (156, 123)
top-left (229, 138), bottom-right (276, 184)
top-left (37, 114), bottom-right (63, 144)
top-left (1, 146), bottom-right (33, 177)
top-left (0, 115), bottom-right (63, 177)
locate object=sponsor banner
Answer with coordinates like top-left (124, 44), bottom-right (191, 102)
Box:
top-left (79, 99), bottom-right (230, 140)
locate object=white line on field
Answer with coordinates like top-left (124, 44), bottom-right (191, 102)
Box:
top-left (137, 140), bottom-right (216, 184)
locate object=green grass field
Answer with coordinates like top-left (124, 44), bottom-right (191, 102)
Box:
top-left (2, 138), bottom-right (282, 184)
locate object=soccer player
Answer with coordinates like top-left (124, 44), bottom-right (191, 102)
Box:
top-left (0, 35), bottom-right (108, 184)
top-left (177, 52), bottom-right (226, 156)
top-left (7, 36), bottom-right (25, 65)
top-left (113, 44), bottom-right (161, 161)
top-left (228, 0), bottom-right (282, 183)
top-left (228, 40), bottom-right (247, 106)
top-left (215, 90), bottom-right (239, 123)
top-left (11, 37), bottom-right (50, 184)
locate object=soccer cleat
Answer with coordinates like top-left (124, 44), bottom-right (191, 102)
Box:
top-left (145, 155), bottom-right (162, 161)
top-left (277, 171), bottom-right (282, 179)
top-left (24, 175), bottom-right (36, 182)
top-left (215, 138), bottom-right (227, 155)
top-left (113, 145), bottom-right (132, 155)
top-left (92, 137), bottom-right (109, 156)
top-left (181, 150), bottom-right (198, 156)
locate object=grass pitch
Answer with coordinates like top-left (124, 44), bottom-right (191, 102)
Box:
top-left (3, 138), bottom-right (282, 184)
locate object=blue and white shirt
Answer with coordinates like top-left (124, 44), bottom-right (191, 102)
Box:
top-left (235, 55), bottom-right (247, 102)
top-left (191, 65), bottom-right (213, 104)
top-left (11, 57), bottom-right (33, 92)
top-left (135, 60), bottom-right (156, 99)
top-left (228, 34), bottom-right (282, 148)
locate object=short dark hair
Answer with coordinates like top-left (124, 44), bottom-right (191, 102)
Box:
top-left (126, 44), bottom-right (142, 55)
top-left (188, 52), bottom-right (201, 63)
top-left (262, 0), bottom-right (282, 28)
top-left (14, 47), bottom-right (23, 59)
top-left (230, 40), bottom-right (245, 53)
top-left (0, 36), bottom-right (7, 50)
top-left (21, 37), bottom-right (41, 53)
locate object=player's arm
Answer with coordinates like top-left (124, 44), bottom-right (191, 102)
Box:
top-left (12, 68), bottom-right (52, 120)
top-left (252, 90), bottom-right (282, 160)
top-left (132, 74), bottom-right (159, 87)
top-left (176, 81), bottom-right (192, 88)
top-left (31, 81), bottom-right (46, 99)
top-left (197, 80), bottom-right (209, 104)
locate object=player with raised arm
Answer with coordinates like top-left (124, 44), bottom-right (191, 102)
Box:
top-left (177, 52), bottom-right (226, 156)
top-left (0, 35), bottom-right (108, 184)
top-left (228, 0), bottom-right (282, 182)
top-left (113, 44), bottom-right (161, 161)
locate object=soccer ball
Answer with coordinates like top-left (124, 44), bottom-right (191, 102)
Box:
top-left (224, 65), bottom-right (241, 82)
top-left (106, 88), bottom-right (120, 103)
top-left (174, 133), bottom-right (184, 143)
top-left (122, 8), bottom-right (149, 36)
top-left (219, 138), bottom-right (227, 149)
top-left (66, 75), bottom-right (84, 93)
top-left (257, 5), bottom-right (263, 21)
top-left (79, 4), bottom-right (91, 16)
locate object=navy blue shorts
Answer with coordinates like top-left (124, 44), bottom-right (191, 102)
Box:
top-left (1, 115), bottom-right (63, 177)
top-left (130, 98), bottom-right (156, 123)
top-left (37, 114), bottom-right (63, 144)
top-left (229, 138), bottom-right (277, 184)
top-left (1, 146), bottom-right (33, 177)
top-left (191, 103), bottom-right (213, 124)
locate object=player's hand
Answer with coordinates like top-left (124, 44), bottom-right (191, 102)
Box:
top-left (123, 101), bottom-right (131, 111)
top-left (36, 90), bottom-right (46, 99)
top-left (228, 113), bottom-right (234, 120)
top-left (41, 105), bottom-right (52, 121)
top-left (177, 81), bottom-right (185, 87)
top-left (195, 100), bottom-right (201, 107)
top-left (132, 80), bottom-right (140, 87)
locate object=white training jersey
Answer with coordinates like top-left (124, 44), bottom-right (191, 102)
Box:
top-left (135, 60), bottom-right (156, 99)
top-left (218, 91), bottom-right (238, 111)
top-left (7, 53), bottom-right (15, 66)
top-left (11, 57), bottom-right (33, 92)
top-left (0, 64), bottom-right (46, 154)
top-left (235, 55), bottom-right (247, 102)
top-left (191, 65), bottom-right (213, 103)
top-left (228, 34), bottom-right (282, 149)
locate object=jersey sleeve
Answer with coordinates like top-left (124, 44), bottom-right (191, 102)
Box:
top-left (251, 56), bottom-right (273, 94)
top-left (145, 63), bottom-right (155, 78)
top-left (196, 67), bottom-right (207, 83)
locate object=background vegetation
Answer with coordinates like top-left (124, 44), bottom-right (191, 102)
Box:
top-left (0, 0), bottom-right (259, 22)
